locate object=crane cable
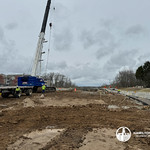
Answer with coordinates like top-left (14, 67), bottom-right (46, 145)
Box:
top-left (45, 23), bottom-right (52, 74)
top-left (45, 1), bottom-right (56, 75)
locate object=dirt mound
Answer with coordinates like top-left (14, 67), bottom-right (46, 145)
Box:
top-left (23, 98), bottom-right (35, 107)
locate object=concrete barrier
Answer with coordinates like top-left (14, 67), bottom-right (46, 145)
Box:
top-left (121, 90), bottom-right (150, 100)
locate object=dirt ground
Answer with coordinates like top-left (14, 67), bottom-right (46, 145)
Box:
top-left (0, 90), bottom-right (150, 149)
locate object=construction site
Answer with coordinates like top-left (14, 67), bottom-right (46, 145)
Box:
top-left (1, 0), bottom-right (150, 149)
top-left (0, 88), bottom-right (150, 149)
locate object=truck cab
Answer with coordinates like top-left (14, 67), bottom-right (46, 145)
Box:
top-left (18, 76), bottom-right (45, 92)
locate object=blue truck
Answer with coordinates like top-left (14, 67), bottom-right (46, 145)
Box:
top-left (0, 76), bottom-right (45, 98)
top-left (18, 76), bottom-right (45, 92)
top-left (0, 76), bottom-right (56, 98)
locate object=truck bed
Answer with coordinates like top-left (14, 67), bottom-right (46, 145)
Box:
top-left (0, 86), bottom-right (33, 90)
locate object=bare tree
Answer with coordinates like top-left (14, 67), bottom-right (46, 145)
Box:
top-left (42, 72), bottom-right (75, 88)
top-left (113, 70), bottom-right (137, 88)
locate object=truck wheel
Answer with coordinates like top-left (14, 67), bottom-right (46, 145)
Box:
top-left (26, 89), bottom-right (32, 96)
top-left (50, 87), bottom-right (56, 92)
top-left (33, 87), bottom-right (38, 93)
top-left (47, 87), bottom-right (56, 92)
top-left (1, 93), bottom-right (9, 98)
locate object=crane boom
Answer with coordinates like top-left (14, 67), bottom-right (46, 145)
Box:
top-left (31, 0), bottom-right (51, 76)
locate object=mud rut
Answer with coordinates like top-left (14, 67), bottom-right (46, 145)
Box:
top-left (0, 91), bottom-right (150, 149)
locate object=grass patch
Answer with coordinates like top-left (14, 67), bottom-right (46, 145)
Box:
top-left (120, 88), bottom-right (150, 92)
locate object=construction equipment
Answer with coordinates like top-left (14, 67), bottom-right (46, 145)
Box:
top-left (0, 0), bottom-right (56, 98)
top-left (19, 0), bottom-right (56, 92)
top-left (32, 0), bottom-right (51, 76)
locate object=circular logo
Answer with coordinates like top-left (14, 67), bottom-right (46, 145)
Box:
top-left (116, 127), bottom-right (131, 142)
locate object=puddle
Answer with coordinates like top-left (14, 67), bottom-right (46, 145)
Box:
top-left (8, 128), bottom-right (64, 150)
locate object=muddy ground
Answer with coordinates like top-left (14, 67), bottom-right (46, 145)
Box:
top-left (0, 90), bottom-right (150, 149)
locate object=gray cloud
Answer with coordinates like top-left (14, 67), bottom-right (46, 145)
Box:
top-left (0, 26), bottom-right (31, 74)
top-left (47, 61), bottom-right (68, 70)
top-left (59, 63), bottom-right (111, 86)
top-left (95, 30), bottom-right (114, 45)
top-left (80, 20), bottom-right (147, 62)
top-left (99, 19), bottom-right (117, 31)
top-left (52, 3), bottom-right (70, 22)
top-left (5, 23), bottom-right (18, 30)
top-left (136, 53), bottom-right (150, 67)
top-left (80, 29), bottom-right (114, 49)
top-left (80, 29), bottom-right (116, 50)
top-left (80, 27), bottom-right (119, 59)
top-left (80, 30), bottom-right (96, 49)
top-left (0, 26), bottom-right (12, 66)
top-left (96, 42), bottom-right (118, 59)
top-left (63, 63), bottom-right (101, 80)
top-left (125, 25), bottom-right (146, 36)
top-left (50, 3), bottom-right (73, 52)
top-left (104, 49), bottom-right (138, 72)
top-left (53, 28), bottom-right (73, 51)
top-left (0, 26), bottom-right (5, 43)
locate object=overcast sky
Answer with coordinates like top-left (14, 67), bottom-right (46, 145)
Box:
top-left (0, 0), bottom-right (150, 86)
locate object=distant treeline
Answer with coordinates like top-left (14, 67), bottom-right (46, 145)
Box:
top-left (111, 61), bottom-right (150, 88)
top-left (42, 72), bottom-right (75, 88)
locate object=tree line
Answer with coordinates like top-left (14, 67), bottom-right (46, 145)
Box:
top-left (112, 61), bottom-right (150, 88)
top-left (42, 72), bottom-right (75, 88)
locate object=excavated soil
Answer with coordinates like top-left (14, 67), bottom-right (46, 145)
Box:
top-left (0, 91), bottom-right (150, 149)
